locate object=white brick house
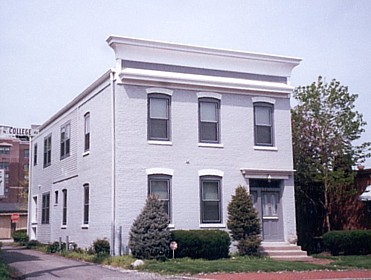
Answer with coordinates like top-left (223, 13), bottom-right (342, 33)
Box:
top-left (28, 36), bottom-right (301, 254)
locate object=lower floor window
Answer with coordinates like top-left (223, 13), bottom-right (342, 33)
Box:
top-left (200, 176), bottom-right (221, 223)
top-left (41, 193), bottom-right (50, 224)
top-left (148, 175), bottom-right (171, 221)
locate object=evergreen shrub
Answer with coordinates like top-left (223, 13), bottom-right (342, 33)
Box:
top-left (129, 195), bottom-right (171, 260)
top-left (323, 230), bottom-right (371, 255)
top-left (12, 230), bottom-right (29, 245)
top-left (47, 241), bottom-right (66, 253)
top-left (227, 185), bottom-right (261, 255)
top-left (170, 230), bottom-right (230, 260)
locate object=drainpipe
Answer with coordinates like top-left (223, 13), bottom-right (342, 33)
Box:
top-left (110, 70), bottom-right (116, 255)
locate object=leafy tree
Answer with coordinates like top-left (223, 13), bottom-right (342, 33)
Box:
top-left (227, 185), bottom-right (261, 255)
top-left (129, 194), bottom-right (171, 260)
top-left (292, 76), bottom-right (371, 239)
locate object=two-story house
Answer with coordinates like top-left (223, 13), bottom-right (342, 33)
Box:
top-left (28, 36), bottom-right (301, 255)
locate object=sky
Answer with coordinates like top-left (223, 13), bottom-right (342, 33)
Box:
top-left (0, 0), bottom-right (370, 166)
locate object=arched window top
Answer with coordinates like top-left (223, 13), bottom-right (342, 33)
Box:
top-left (252, 97), bottom-right (275, 105)
top-left (198, 169), bottom-right (224, 178)
top-left (146, 88), bottom-right (173, 96)
top-left (146, 168), bottom-right (174, 176)
top-left (197, 92), bottom-right (222, 100)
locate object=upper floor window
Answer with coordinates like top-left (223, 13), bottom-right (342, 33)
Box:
top-left (60, 123), bottom-right (71, 159)
top-left (199, 98), bottom-right (220, 143)
top-left (148, 174), bottom-right (171, 221)
top-left (200, 176), bottom-right (222, 224)
top-left (33, 143), bottom-right (38, 166)
top-left (148, 94), bottom-right (171, 141)
top-left (0, 146), bottom-right (10, 154)
top-left (24, 149), bottom-right (29, 158)
top-left (41, 192), bottom-right (50, 224)
top-left (254, 102), bottom-right (274, 146)
top-left (43, 135), bottom-right (52, 168)
top-left (83, 184), bottom-right (89, 225)
top-left (84, 113), bottom-right (90, 152)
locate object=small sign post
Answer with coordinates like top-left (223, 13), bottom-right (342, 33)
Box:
top-left (170, 241), bottom-right (177, 259)
top-left (11, 213), bottom-right (19, 223)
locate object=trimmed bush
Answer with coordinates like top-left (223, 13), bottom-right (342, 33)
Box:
top-left (12, 230), bottom-right (29, 245)
top-left (171, 230), bottom-right (230, 260)
top-left (93, 238), bottom-right (110, 255)
top-left (323, 230), bottom-right (371, 255)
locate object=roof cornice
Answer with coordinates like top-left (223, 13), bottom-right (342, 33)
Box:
top-left (107, 36), bottom-right (301, 78)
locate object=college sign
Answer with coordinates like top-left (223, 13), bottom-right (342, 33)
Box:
top-left (2, 126), bottom-right (38, 137)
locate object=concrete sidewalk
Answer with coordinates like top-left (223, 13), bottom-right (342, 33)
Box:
top-left (1, 245), bottom-right (195, 280)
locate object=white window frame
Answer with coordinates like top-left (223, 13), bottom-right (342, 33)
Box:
top-left (148, 93), bottom-right (171, 141)
top-left (41, 192), bottom-right (50, 224)
top-left (83, 184), bottom-right (89, 225)
top-left (200, 176), bottom-right (222, 224)
top-left (84, 113), bottom-right (90, 152)
top-left (62, 189), bottom-right (67, 226)
top-left (148, 174), bottom-right (171, 222)
top-left (43, 134), bottom-right (52, 168)
top-left (60, 122), bottom-right (71, 160)
top-left (254, 102), bottom-right (274, 147)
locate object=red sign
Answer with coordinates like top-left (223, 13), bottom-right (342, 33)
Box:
top-left (11, 213), bottom-right (19, 223)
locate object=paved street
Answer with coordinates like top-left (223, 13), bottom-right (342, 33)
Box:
top-left (1, 245), bottom-right (196, 280)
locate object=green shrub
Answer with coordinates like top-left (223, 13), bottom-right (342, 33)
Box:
top-left (26, 240), bottom-right (41, 249)
top-left (12, 229), bottom-right (29, 245)
top-left (237, 236), bottom-right (261, 256)
top-left (171, 230), bottom-right (230, 260)
top-left (129, 195), bottom-right (171, 260)
top-left (323, 230), bottom-right (371, 255)
top-left (93, 238), bottom-right (110, 255)
top-left (47, 241), bottom-right (66, 253)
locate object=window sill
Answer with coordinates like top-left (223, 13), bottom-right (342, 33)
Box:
top-left (198, 143), bottom-right (224, 148)
top-left (61, 225), bottom-right (67, 229)
top-left (148, 140), bottom-right (173, 146)
top-left (82, 151), bottom-right (90, 157)
top-left (263, 216), bottom-right (279, 220)
top-left (168, 224), bottom-right (175, 229)
top-left (200, 223), bottom-right (226, 228)
top-left (31, 222), bottom-right (38, 226)
top-left (254, 146), bottom-right (278, 151)
top-left (81, 224), bottom-right (89, 229)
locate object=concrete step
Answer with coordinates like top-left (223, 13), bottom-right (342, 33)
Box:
top-left (259, 244), bottom-right (312, 261)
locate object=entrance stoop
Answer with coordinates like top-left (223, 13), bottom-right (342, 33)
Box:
top-left (259, 242), bottom-right (312, 261)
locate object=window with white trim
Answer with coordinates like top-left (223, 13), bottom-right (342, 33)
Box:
top-left (84, 113), bottom-right (90, 152)
top-left (148, 175), bottom-right (171, 220)
top-left (148, 94), bottom-right (171, 141)
top-left (60, 123), bottom-right (71, 159)
top-left (199, 98), bottom-right (220, 143)
top-left (62, 189), bottom-right (67, 226)
top-left (43, 134), bottom-right (52, 168)
top-left (254, 102), bottom-right (274, 146)
top-left (200, 176), bottom-right (222, 223)
top-left (41, 192), bottom-right (50, 224)
top-left (83, 184), bottom-right (89, 225)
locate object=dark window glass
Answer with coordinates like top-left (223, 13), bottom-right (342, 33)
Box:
top-left (148, 95), bottom-right (170, 141)
top-left (148, 175), bottom-right (171, 221)
top-left (60, 123), bottom-right (71, 159)
top-left (254, 103), bottom-right (274, 146)
top-left (62, 189), bottom-right (67, 226)
top-left (43, 135), bottom-right (52, 167)
top-left (199, 99), bottom-right (220, 143)
top-left (200, 176), bottom-right (221, 223)
top-left (83, 184), bottom-right (89, 225)
top-left (33, 143), bottom-right (38, 166)
top-left (42, 193), bottom-right (50, 224)
top-left (84, 113), bottom-right (90, 152)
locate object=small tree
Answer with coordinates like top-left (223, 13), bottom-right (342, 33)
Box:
top-left (227, 185), bottom-right (261, 255)
top-left (129, 194), bottom-right (171, 260)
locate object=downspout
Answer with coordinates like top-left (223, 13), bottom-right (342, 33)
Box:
top-left (27, 136), bottom-right (33, 239)
top-left (110, 70), bottom-right (117, 255)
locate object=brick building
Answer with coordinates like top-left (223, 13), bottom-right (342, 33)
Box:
top-left (28, 36), bottom-right (301, 255)
top-left (0, 126), bottom-right (35, 239)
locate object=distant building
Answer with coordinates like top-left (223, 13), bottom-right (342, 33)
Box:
top-left (0, 125), bottom-right (38, 239)
top-left (28, 36), bottom-right (301, 254)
